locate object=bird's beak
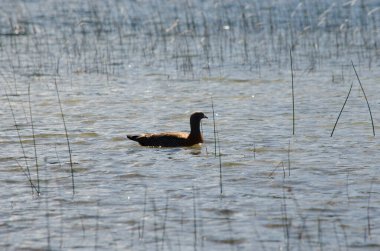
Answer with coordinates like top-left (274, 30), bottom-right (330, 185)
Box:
top-left (204, 115), bottom-right (208, 119)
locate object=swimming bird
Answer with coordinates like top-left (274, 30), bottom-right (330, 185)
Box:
top-left (127, 112), bottom-right (207, 147)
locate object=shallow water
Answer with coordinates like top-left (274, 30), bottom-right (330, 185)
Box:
top-left (1, 0), bottom-right (380, 250)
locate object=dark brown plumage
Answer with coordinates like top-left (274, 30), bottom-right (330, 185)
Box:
top-left (127, 112), bottom-right (207, 147)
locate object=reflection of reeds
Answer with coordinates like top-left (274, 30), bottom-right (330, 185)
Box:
top-left (318, 218), bottom-right (323, 251)
top-left (54, 80), bottom-right (75, 195)
top-left (288, 190), bottom-right (313, 249)
top-left (281, 186), bottom-right (290, 251)
top-left (95, 200), bottom-right (100, 251)
top-left (192, 186), bottom-right (198, 250)
top-left (151, 198), bottom-right (159, 251)
top-left (44, 158), bottom-right (51, 250)
top-left (139, 186), bottom-right (148, 239)
top-left (367, 178), bottom-right (374, 238)
top-left (251, 218), bottom-right (267, 251)
top-left (287, 140), bottom-right (291, 176)
top-left (161, 195), bottom-right (169, 251)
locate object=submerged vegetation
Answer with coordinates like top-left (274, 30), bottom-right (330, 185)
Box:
top-left (0, 0), bottom-right (379, 250)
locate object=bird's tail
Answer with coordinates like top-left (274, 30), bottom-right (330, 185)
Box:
top-left (127, 135), bottom-right (139, 141)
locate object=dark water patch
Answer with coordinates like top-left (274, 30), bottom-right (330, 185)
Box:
top-left (350, 242), bottom-right (380, 249)
top-left (118, 173), bottom-right (150, 179)
top-left (208, 237), bottom-right (246, 245)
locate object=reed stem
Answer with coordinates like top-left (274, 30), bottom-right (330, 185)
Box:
top-left (331, 83), bottom-right (353, 137)
top-left (211, 97), bottom-right (217, 156)
top-left (217, 131), bottom-right (223, 195)
top-left (28, 84), bottom-right (40, 193)
top-left (290, 48), bottom-right (295, 135)
top-left (54, 80), bottom-right (75, 195)
top-left (5, 89), bottom-right (37, 194)
top-left (351, 61), bottom-right (375, 136)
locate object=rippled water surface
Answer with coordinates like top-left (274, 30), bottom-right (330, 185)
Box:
top-left (1, 0), bottom-right (380, 250)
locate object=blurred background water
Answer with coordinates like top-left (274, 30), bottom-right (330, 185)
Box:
top-left (0, 0), bottom-right (380, 250)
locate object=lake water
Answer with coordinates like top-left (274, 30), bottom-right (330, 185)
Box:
top-left (1, 0), bottom-right (380, 250)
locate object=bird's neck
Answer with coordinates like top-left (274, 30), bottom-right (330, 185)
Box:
top-left (189, 120), bottom-right (202, 140)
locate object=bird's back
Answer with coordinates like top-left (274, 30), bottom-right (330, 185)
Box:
top-left (127, 132), bottom-right (196, 147)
